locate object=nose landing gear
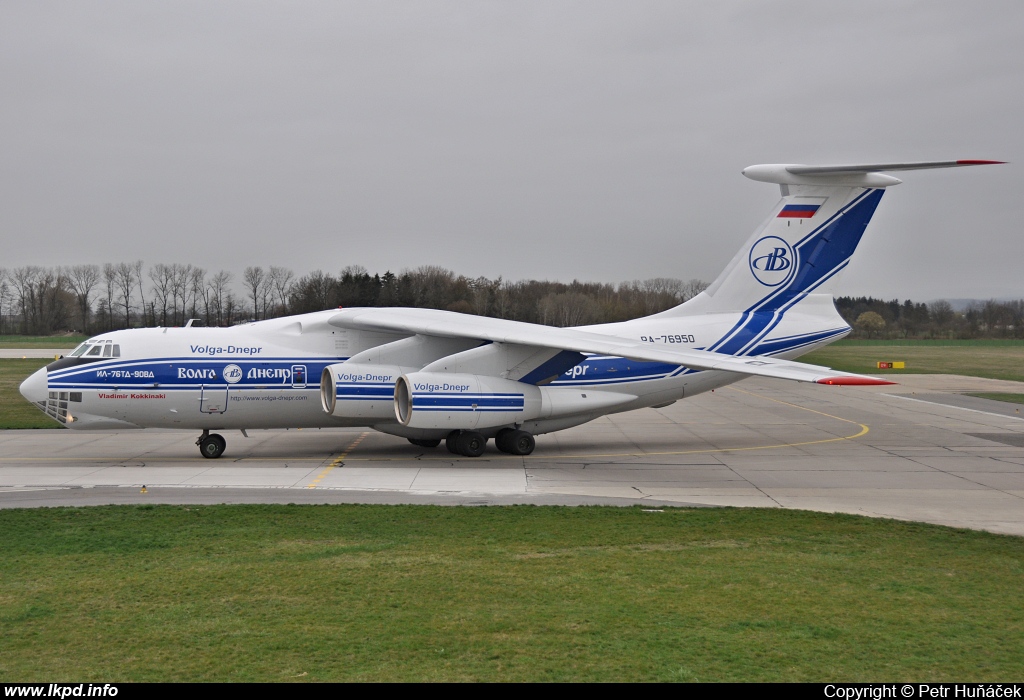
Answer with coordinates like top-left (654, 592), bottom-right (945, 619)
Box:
top-left (197, 430), bottom-right (226, 459)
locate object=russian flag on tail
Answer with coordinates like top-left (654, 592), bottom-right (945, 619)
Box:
top-left (778, 204), bottom-right (820, 218)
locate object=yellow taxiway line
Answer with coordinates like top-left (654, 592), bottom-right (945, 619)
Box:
top-left (305, 431), bottom-right (369, 488)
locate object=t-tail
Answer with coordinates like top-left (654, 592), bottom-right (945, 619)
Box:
top-left (658, 160), bottom-right (1004, 354)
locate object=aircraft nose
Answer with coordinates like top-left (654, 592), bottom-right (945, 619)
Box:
top-left (19, 367), bottom-right (48, 404)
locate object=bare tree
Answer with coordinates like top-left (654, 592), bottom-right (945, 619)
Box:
top-left (42, 267), bottom-right (72, 332)
top-left (268, 266), bottom-right (294, 317)
top-left (114, 262), bottom-right (137, 328)
top-left (67, 264), bottom-right (100, 332)
top-left (10, 267), bottom-right (40, 334)
top-left (102, 263), bottom-right (117, 330)
top-left (243, 266), bottom-right (267, 320)
top-left (7, 266), bottom-right (73, 334)
top-left (538, 291), bottom-right (602, 327)
top-left (149, 264), bottom-right (174, 326)
top-left (207, 270), bottom-right (233, 326)
top-left (188, 267), bottom-right (206, 322)
top-left (132, 260), bottom-right (148, 326)
top-left (0, 268), bottom-right (8, 334)
top-left (289, 270), bottom-right (335, 312)
top-left (170, 264), bottom-right (193, 326)
top-left (680, 278), bottom-right (710, 302)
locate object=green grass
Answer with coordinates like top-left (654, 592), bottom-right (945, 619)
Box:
top-left (0, 334), bottom-right (86, 348)
top-left (0, 505), bottom-right (1021, 682)
top-left (965, 393), bottom-right (1024, 405)
top-left (830, 339), bottom-right (1024, 346)
top-left (0, 359), bottom-right (59, 429)
top-left (802, 339), bottom-right (1024, 382)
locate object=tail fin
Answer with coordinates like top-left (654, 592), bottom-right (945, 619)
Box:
top-left (669, 160), bottom-right (1003, 316)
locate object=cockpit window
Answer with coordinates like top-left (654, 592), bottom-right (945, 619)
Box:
top-left (75, 339), bottom-right (121, 359)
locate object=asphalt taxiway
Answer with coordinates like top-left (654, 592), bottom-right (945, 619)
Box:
top-left (2, 374), bottom-right (1023, 536)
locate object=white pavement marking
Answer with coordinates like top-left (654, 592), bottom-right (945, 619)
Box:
top-left (888, 393), bottom-right (1024, 421)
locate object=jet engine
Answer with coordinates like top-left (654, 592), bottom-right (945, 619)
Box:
top-left (394, 371), bottom-right (636, 431)
top-left (320, 363), bottom-right (405, 420)
top-left (394, 372), bottom-right (540, 430)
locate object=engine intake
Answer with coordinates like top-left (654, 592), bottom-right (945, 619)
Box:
top-left (320, 363), bottom-right (405, 420)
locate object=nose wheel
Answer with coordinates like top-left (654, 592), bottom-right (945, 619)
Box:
top-left (196, 430), bottom-right (226, 459)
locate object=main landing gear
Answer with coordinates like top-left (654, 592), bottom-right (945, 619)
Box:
top-left (445, 430), bottom-right (487, 457)
top-left (197, 430), bottom-right (226, 459)
top-left (428, 429), bottom-right (535, 457)
top-left (495, 428), bottom-right (535, 456)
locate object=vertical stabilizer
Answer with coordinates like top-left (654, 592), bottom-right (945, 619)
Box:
top-left (693, 184), bottom-right (884, 315)
top-left (663, 159), bottom-right (1003, 318)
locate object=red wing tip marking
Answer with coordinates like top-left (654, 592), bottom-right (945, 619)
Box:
top-left (817, 377), bottom-right (898, 386)
top-left (956, 160), bottom-right (1006, 165)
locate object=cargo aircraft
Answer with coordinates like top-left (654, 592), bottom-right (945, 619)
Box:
top-left (20, 160), bottom-right (1002, 458)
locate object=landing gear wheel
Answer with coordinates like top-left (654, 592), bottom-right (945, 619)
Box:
top-left (408, 438), bottom-right (442, 448)
top-left (455, 431), bottom-right (487, 458)
top-left (495, 429), bottom-right (514, 454)
top-left (446, 431), bottom-right (461, 454)
top-left (509, 430), bottom-right (535, 456)
top-left (496, 429), bottom-right (535, 456)
top-left (198, 433), bottom-right (226, 459)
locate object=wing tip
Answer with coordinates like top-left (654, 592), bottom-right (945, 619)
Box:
top-left (817, 377), bottom-right (897, 386)
top-left (956, 159), bottom-right (1007, 165)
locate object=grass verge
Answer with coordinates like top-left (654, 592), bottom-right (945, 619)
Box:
top-left (0, 334), bottom-right (86, 348)
top-left (0, 358), bottom-right (59, 429)
top-left (965, 393), bottom-right (1024, 405)
top-left (802, 340), bottom-right (1024, 382)
top-left (0, 504), bottom-right (1021, 682)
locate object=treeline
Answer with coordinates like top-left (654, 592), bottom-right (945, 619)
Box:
top-left (1, 264), bottom-right (1018, 339)
top-left (0, 263), bottom-right (709, 335)
top-left (836, 297), bottom-right (1024, 339)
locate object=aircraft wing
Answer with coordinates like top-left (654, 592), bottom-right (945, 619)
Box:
top-left (328, 308), bottom-right (893, 386)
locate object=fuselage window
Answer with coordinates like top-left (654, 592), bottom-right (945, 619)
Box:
top-left (102, 345), bottom-right (112, 357)
top-left (86, 345), bottom-right (102, 356)
top-left (112, 345), bottom-right (120, 358)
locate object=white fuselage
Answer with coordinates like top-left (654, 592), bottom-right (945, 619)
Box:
top-left (23, 299), bottom-right (849, 437)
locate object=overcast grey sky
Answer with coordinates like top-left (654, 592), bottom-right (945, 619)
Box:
top-left (1, 1), bottom-right (1021, 300)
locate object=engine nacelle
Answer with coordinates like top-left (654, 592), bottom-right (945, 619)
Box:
top-left (320, 363), bottom-right (405, 420)
top-left (394, 371), bottom-right (639, 431)
top-left (395, 372), bottom-right (542, 430)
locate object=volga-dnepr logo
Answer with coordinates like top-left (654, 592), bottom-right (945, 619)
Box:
top-left (749, 236), bottom-right (796, 287)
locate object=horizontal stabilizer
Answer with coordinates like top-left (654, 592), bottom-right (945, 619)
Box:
top-left (743, 160), bottom-right (1004, 187)
top-left (787, 160), bottom-right (1005, 175)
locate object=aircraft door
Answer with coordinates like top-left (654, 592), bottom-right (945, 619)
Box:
top-left (199, 384), bottom-right (229, 414)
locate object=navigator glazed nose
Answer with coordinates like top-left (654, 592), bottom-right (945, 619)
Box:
top-left (19, 367), bottom-right (48, 404)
